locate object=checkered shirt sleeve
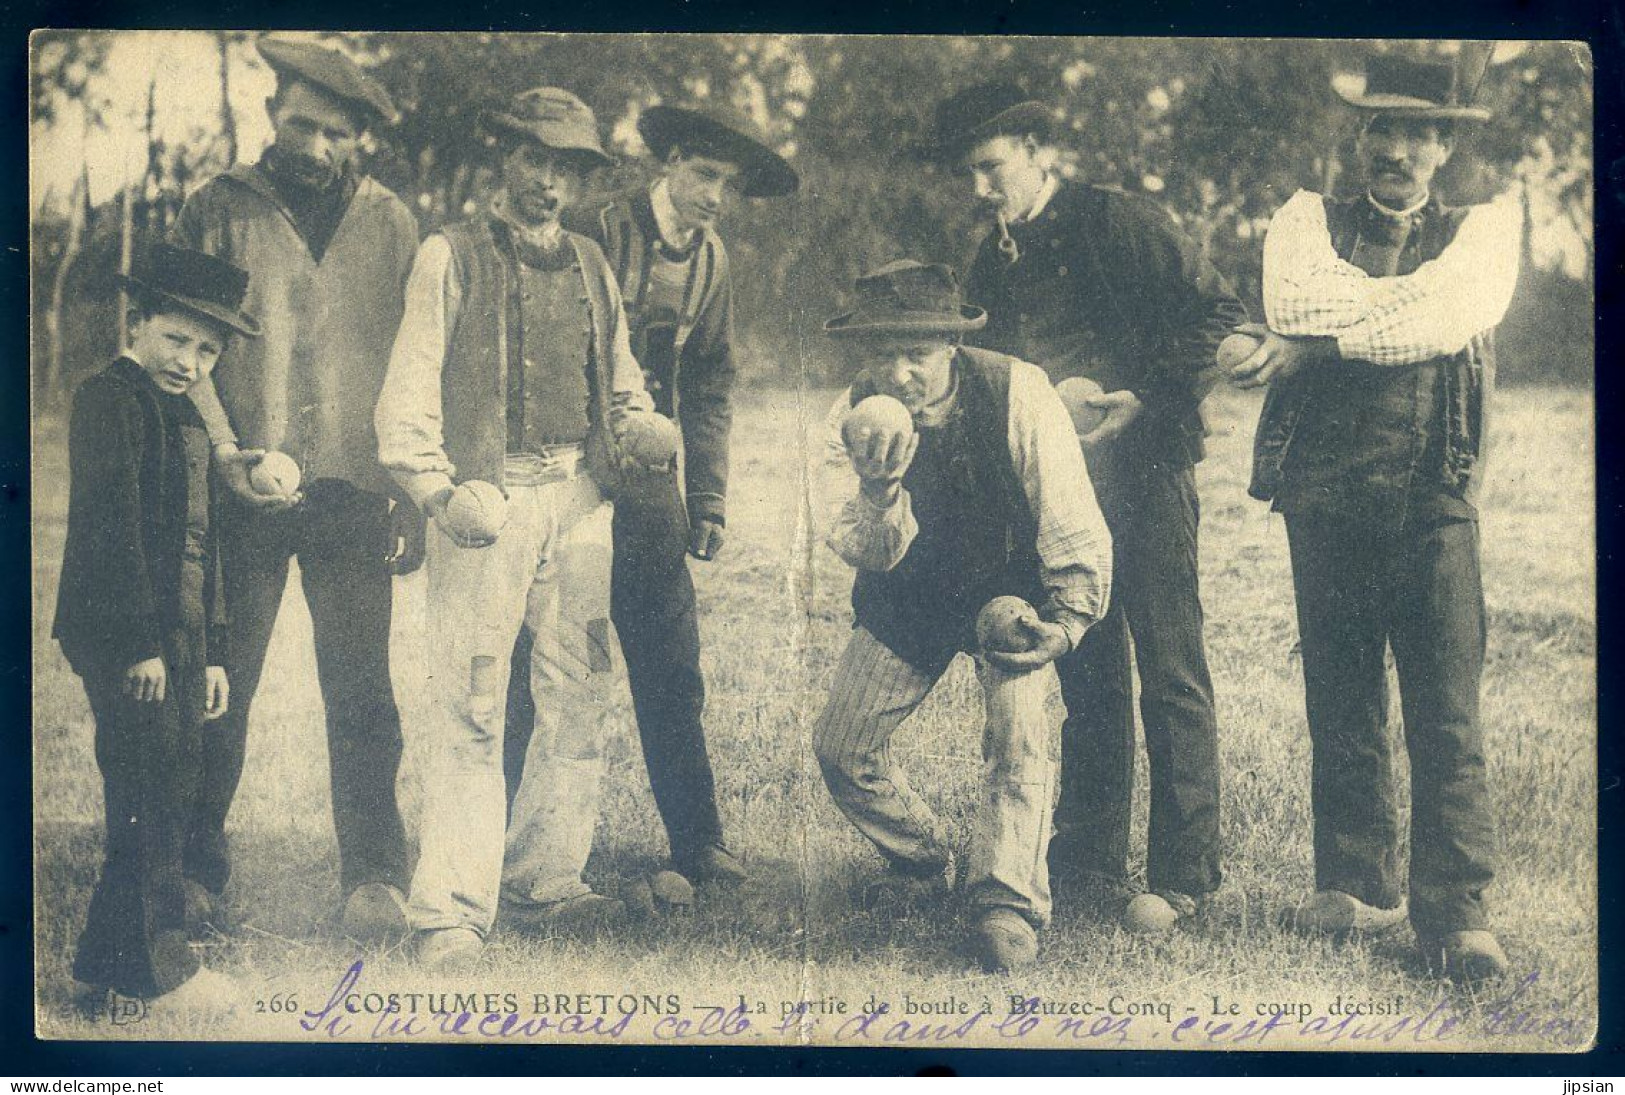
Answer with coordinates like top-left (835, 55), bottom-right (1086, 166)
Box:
top-left (1263, 189), bottom-right (1521, 367)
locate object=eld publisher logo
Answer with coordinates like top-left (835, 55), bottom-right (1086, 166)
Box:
top-left (107, 993), bottom-right (148, 1026)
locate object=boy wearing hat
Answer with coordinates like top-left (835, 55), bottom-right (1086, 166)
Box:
top-left (1231, 56), bottom-right (1519, 982)
top-left (931, 83), bottom-right (1247, 932)
top-left (376, 87), bottom-right (652, 970)
top-left (170, 36), bottom-right (416, 942)
top-left (504, 104), bottom-right (799, 886)
top-left (54, 243), bottom-right (259, 1008)
top-left (813, 261), bottom-right (1112, 971)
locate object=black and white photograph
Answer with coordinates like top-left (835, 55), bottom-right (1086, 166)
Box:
top-left (27, 30), bottom-right (1596, 1050)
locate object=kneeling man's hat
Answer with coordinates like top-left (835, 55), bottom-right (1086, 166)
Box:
top-left (825, 260), bottom-right (987, 339)
top-left (638, 105), bottom-right (799, 198)
top-left (119, 242), bottom-right (261, 339)
top-left (256, 38), bottom-right (397, 127)
top-left (1335, 55), bottom-right (1491, 122)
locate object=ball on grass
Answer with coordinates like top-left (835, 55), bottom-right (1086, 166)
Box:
top-left (619, 412), bottom-right (682, 470)
top-left (976, 596), bottom-right (1039, 654)
top-left (1124, 893), bottom-right (1180, 935)
top-left (1216, 331), bottom-right (1265, 371)
top-left (1055, 376), bottom-right (1107, 436)
top-left (248, 451), bottom-right (301, 497)
top-left (650, 870), bottom-right (695, 910)
top-left (842, 394), bottom-right (914, 452)
top-left (441, 480), bottom-right (508, 542)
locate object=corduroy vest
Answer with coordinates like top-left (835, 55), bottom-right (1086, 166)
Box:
top-left (850, 349), bottom-right (1044, 673)
top-left (438, 218), bottom-right (626, 493)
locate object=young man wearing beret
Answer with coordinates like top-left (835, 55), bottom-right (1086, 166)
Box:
top-left (1232, 56), bottom-right (1520, 982)
top-left (933, 83), bottom-right (1247, 932)
top-left (376, 87), bottom-right (653, 970)
top-left (813, 260), bottom-right (1112, 971)
top-left (505, 105), bottom-right (799, 888)
top-left (170, 37), bottom-right (417, 944)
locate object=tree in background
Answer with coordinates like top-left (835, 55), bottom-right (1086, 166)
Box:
top-left (30, 32), bottom-right (1594, 397)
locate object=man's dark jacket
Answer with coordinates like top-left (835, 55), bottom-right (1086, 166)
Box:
top-left (54, 359), bottom-right (228, 672)
top-left (568, 189), bottom-right (735, 526)
top-left (965, 180), bottom-right (1246, 466)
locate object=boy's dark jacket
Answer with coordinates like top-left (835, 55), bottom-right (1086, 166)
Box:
top-left (54, 359), bottom-right (228, 672)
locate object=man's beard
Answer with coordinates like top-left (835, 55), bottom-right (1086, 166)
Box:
top-left (270, 145), bottom-right (341, 191)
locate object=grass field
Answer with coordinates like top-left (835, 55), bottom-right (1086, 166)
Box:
top-left (31, 382), bottom-right (1596, 1051)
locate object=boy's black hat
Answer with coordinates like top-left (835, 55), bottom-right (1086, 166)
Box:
top-left (119, 242), bottom-right (261, 338)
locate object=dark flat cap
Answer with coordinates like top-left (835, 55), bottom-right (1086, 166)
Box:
top-left (257, 38), bottom-right (397, 127)
top-left (928, 82), bottom-right (1053, 160)
top-left (639, 105), bottom-right (799, 198)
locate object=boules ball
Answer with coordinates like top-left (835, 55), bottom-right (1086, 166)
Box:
top-left (440, 479), bottom-right (508, 543)
top-left (976, 596), bottom-right (1039, 654)
top-left (650, 870), bottom-right (695, 910)
top-left (842, 394), bottom-right (914, 454)
top-left (619, 412), bottom-right (682, 470)
top-left (1123, 892), bottom-right (1181, 935)
top-left (1055, 376), bottom-right (1107, 436)
top-left (248, 451), bottom-right (301, 497)
top-left (1217, 331), bottom-right (1265, 371)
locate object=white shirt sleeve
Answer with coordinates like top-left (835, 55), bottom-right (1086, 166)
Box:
top-left (819, 390), bottom-right (918, 572)
top-left (1006, 362), bottom-right (1114, 650)
top-left (376, 233), bottom-right (461, 508)
top-left (1263, 188), bottom-right (1521, 367)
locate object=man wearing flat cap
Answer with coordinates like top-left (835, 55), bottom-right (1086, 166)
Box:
top-left (930, 82), bottom-right (1247, 933)
top-left (171, 36), bottom-right (417, 944)
top-left (813, 260), bottom-right (1112, 971)
top-left (504, 103), bottom-right (799, 888)
top-left (1231, 55), bottom-right (1519, 982)
top-left (376, 87), bottom-right (654, 970)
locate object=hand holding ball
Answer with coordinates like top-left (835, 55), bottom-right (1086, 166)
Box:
top-left (1217, 331), bottom-right (1265, 373)
top-left (248, 451), bottom-right (302, 498)
top-left (438, 480), bottom-right (508, 546)
top-left (842, 395), bottom-right (915, 481)
top-left (976, 596), bottom-right (1041, 654)
top-left (1055, 377), bottom-right (1107, 436)
top-left (618, 412), bottom-right (682, 471)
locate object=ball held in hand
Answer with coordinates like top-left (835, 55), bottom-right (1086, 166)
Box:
top-left (1055, 377), bottom-right (1107, 436)
top-left (441, 480), bottom-right (508, 542)
top-left (618, 412), bottom-right (682, 470)
top-left (842, 394), bottom-right (915, 453)
top-left (248, 451), bottom-right (302, 497)
top-left (976, 595), bottom-right (1040, 654)
top-left (1217, 331), bottom-right (1265, 371)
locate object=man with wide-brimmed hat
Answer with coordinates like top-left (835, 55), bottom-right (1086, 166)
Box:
top-left (502, 103), bottom-right (798, 889)
top-left (928, 82), bottom-right (1247, 934)
top-left (1230, 54), bottom-right (1519, 982)
top-left (55, 242), bottom-right (259, 1011)
top-left (812, 260), bottom-right (1112, 971)
top-left (170, 35), bottom-right (417, 945)
top-left (376, 86), bottom-right (653, 970)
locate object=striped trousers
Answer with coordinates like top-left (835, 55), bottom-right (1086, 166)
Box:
top-left (813, 626), bottom-right (1060, 927)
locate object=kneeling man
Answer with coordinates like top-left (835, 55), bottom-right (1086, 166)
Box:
top-left (813, 261), bottom-right (1112, 971)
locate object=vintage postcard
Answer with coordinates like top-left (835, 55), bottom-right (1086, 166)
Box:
top-left (29, 30), bottom-right (1596, 1051)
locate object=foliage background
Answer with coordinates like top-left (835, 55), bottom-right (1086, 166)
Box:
top-left (29, 32), bottom-right (1594, 400)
